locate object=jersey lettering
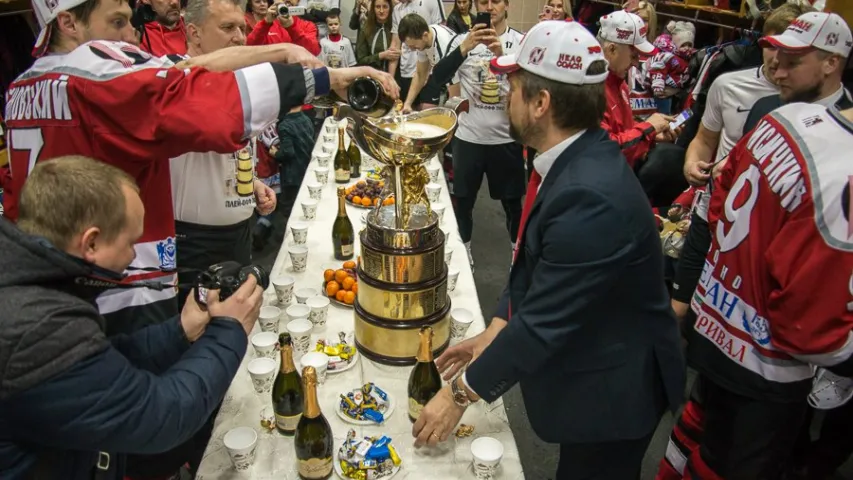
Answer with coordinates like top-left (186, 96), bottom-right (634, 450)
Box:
top-left (716, 164), bottom-right (760, 253)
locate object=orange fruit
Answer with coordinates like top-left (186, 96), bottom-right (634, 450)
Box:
top-left (336, 290), bottom-right (346, 302)
top-left (373, 198), bottom-right (380, 206)
top-left (352, 195), bottom-right (362, 205)
top-left (357, 180), bottom-right (366, 186)
top-left (351, 283), bottom-right (358, 295)
top-left (343, 260), bottom-right (356, 269)
top-left (323, 269), bottom-right (335, 282)
top-left (326, 281), bottom-right (340, 297)
top-left (387, 197), bottom-right (395, 205)
top-left (382, 197), bottom-right (392, 206)
top-left (345, 186), bottom-right (353, 195)
top-left (361, 197), bottom-right (372, 207)
top-left (342, 276), bottom-right (355, 291)
top-left (335, 269), bottom-right (348, 284)
top-left (344, 291), bottom-right (356, 305)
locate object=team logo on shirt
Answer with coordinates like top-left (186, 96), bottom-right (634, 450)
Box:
top-left (803, 115), bottom-right (824, 127)
top-left (156, 237), bottom-right (177, 270)
top-left (742, 310), bottom-right (772, 347)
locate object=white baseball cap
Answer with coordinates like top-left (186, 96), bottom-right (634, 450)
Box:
top-left (597, 10), bottom-right (655, 54)
top-left (759, 12), bottom-right (852, 58)
top-left (31, 0), bottom-right (89, 57)
top-left (490, 20), bottom-right (609, 85)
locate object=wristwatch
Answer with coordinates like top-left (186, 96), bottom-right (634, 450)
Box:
top-left (451, 376), bottom-right (474, 408)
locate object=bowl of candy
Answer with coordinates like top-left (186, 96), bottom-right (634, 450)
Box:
top-left (298, 332), bottom-right (359, 374)
top-left (336, 382), bottom-right (394, 425)
top-left (335, 429), bottom-right (402, 479)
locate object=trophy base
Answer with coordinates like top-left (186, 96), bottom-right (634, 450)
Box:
top-left (354, 300), bottom-right (451, 365)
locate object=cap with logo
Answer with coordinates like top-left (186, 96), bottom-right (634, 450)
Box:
top-left (31, 0), bottom-right (90, 58)
top-left (759, 12), bottom-right (853, 58)
top-left (490, 20), bottom-right (609, 85)
top-left (597, 10), bottom-right (656, 54)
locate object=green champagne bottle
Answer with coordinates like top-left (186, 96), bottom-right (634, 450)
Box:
top-left (407, 326), bottom-right (442, 422)
top-left (294, 366), bottom-right (334, 480)
top-left (272, 333), bottom-right (303, 436)
top-left (332, 187), bottom-right (355, 260)
top-left (347, 136), bottom-right (361, 178)
top-left (334, 124), bottom-right (351, 183)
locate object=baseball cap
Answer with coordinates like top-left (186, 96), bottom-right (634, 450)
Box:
top-left (490, 20), bottom-right (609, 85)
top-left (759, 12), bottom-right (853, 58)
top-left (31, 0), bottom-right (89, 57)
top-left (598, 10), bottom-right (656, 54)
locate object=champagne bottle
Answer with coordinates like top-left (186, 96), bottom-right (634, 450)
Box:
top-left (347, 77), bottom-right (396, 119)
top-left (347, 137), bottom-right (361, 178)
top-left (332, 187), bottom-right (355, 260)
top-left (407, 326), bottom-right (442, 422)
top-left (334, 124), bottom-right (351, 183)
top-left (295, 366), bottom-right (334, 480)
top-left (272, 333), bottom-right (304, 436)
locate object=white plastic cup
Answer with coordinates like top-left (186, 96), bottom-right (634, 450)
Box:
top-left (426, 164), bottom-right (441, 183)
top-left (322, 133), bottom-right (335, 144)
top-left (258, 306), bottom-right (281, 333)
top-left (450, 307), bottom-right (474, 341)
top-left (287, 318), bottom-right (314, 356)
top-left (444, 247), bottom-right (453, 265)
top-left (288, 245), bottom-right (309, 273)
top-left (432, 203), bottom-right (446, 224)
top-left (322, 143), bottom-right (335, 154)
top-left (448, 266), bottom-right (460, 293)
top-left (314, 168), bottom-right (329, 185)
top-left (247, 357), bottom-right (277, 394)
top-left (251, 331), bottom-right (279, 359)
top-left (324, 120), bottom-right (337, 134)
top-left (295, 287), bottom-right (319, 304)
top-left (306, 295), bottom-right (331, 329)
top-left (306, 182), bottom-right (323, 201)
top-left (426, 182), bottom-right (442, 203)
top-left (315, 153), bottom-right (331, 168)
top-left (301, 199), bottom-right (319, 220)
top-left (471, 436), bottom-right (504, 480)
top-left (441, 227), bottom-right (450, 245)
top-left (286, 303), bottom-right (311, 323)
top-left (301, 351), bottom-right (329, 383)
top-left (291, 221), bottom-right (309, 245)
top-left (223, 426), bottom-right (258, 471)
top-left (272, 275), bottom-right (295, 305)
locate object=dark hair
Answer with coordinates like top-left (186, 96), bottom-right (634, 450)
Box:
top-left (517, 59), bottom-right (607, 130)
top-left (397, 13), bottom-right (429, 42)
top-left (451, 0), bottom-right (472, 17)
top-left (362, 0), bottom-right (390, 38)
top-left (245, 0), bottom-right (270, 15)
top-left (326, 7), bottom-right (341, 20)
top-left (49, 0), bottom-right (102, 48)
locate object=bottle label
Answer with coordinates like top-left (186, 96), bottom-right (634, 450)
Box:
top-left (275, 412), bottom-right (302, 431)
top-left (408, 397), bottom-right (424, 420)
top-left (335, 170), bottom-right (350, 182)
top-left (297, 457), bottom-right (333, 478)
top-left (341, 244), bottom-right (353, 256)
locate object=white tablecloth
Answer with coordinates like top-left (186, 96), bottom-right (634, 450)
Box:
top-left (196, 118), bottom-right (524, 480)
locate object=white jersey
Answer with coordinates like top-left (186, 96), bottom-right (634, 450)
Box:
top-left (391, 0), bottom-right (445, 78)
top-left (319, 36), bottom-right (356, 68)
top-left (170, 138), bottom-right (258, 226)
top-left (449, 25), bottom-right (524, 145)
top-left (418, 24), bottom-right (456, 67)
top-left (303, 0), bottom-right (340, 38)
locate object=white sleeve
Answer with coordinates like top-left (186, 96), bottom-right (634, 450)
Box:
top-left (701, 78), bottom-right (725, 133)
top-left (345, 40), bottom-right (357, 67)
top-left (318, 40), bottom-right (328, 66)
top-left (391, 6), bottom-right (401, 34)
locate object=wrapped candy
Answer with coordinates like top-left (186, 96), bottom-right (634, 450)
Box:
top-left (339, 434), bottom-right (401, 480)
top-left (314, 332), bottom-right (356, 370)
top-left (361, 409), bottom-right (384, 423)
top-left (387, 445), bottom-right (401, 466)
top-left (338, 385), bottom-right (389, 424)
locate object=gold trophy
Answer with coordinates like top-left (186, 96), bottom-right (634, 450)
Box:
top-left (336, 93), bottom-right (468, 365)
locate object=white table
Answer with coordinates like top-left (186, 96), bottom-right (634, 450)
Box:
top-left (196, 118), bottom-right (524, 480)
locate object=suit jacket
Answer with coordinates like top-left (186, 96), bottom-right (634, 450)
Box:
top-left (466, 128), bottom-right (686, 444)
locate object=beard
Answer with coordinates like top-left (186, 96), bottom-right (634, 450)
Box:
top-left (509, 115), bottom-right (542, 147)
top-left (781, 80), bottom-right (823, 104)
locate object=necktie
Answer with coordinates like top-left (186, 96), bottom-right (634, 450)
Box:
top-left (512, 170), bottom-right (542, 263)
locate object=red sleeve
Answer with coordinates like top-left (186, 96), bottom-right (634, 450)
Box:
top-left (600, 114), bottom-right (655, 168)
top-left (287, 17), bottom-right (320, 55)
top-left (247, 21), bottom-right (273, 46)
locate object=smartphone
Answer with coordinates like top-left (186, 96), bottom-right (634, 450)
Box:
top-left (475, 11), bottom-right (491, 28)
top-left (669, 109), bottom-right (693, 130)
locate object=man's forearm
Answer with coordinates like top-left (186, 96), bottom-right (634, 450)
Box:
top-left (178, 44), bottom-right (299, 72)
top-left (405, 66), bottom-right (427, 106)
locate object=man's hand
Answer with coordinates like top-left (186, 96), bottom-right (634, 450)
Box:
top-left (278, 13), bottom-right (294, 28)
top-left (683, 154), bottom-right (712, 187)
top-left (435, 331), bottom-right (493, 381)
top-left (412, 386), bottom-right (466, 447)
top-left (379, 47), bottom-right (401, 61)
top-left (711, 155), bottom-right (728, 181)
top-left (265, 4), bottom-right (278, 23)
top-left (330, 66), bottom-right (400, 100)
top-left (181, 290), bottom-right (211, 342)
top-left (254, 179), bottom-right (277, 215)
top-left (460, 25), bottom-right (489, 56)
top-left (655, 130), bottom-right (677, 143)
top-left (401, 103), bottom-right (414, 114)
top-left (207, 275), bottom-right (264, 336)
top-left (646, 113), bottom-right (675, 134)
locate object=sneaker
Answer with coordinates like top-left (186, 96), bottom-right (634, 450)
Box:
top-left (253, 221), bottom-right (272, 251)
top-left (808, 368), bottom-right (853, 410)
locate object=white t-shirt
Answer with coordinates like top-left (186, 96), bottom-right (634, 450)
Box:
top-left (319, 36), bottom-right (356, 68)
top-left (170, 138), bottom-right (258, 226)
top-left (391, 0), bottom-right (445, 78)
top-left (417, 24), bottom-right (457, 67)
top-left (449, 25), bottom-right (524, 145)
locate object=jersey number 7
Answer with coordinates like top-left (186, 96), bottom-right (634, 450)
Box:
top-left (9, 128), bottom-right (45, 178)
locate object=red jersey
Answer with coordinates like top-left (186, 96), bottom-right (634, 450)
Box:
top-left (602, 71), bottom-right (656, 167)
top-left (690, 103), bottom-right (853, 401)
top-left (3, 40), bottom-right (319, 330)
top-left (140, 19), bottom-right (188, 57)
top-left (246, 17), bottom-right (321, 55)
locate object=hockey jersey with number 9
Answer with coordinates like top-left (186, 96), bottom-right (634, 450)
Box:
top-left (690, 103), bottom-right (853, 402)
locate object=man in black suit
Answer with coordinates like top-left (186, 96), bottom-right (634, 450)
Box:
top-left (412, 21), bottom-right (686, 479)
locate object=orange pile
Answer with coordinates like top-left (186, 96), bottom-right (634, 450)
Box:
top-left (345, 180), bottom-right (395, 207)
top-left (323, 260), bottom-right (358, 305)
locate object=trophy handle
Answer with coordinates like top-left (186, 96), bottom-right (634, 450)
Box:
top-left (444, 97), bottom-right (470, 116)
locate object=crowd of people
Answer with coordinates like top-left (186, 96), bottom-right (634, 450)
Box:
top-left (1, 0), bottom-right (853, 479)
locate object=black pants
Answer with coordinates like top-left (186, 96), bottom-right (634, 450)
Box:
top-left (452, 139), bottom-right (525, 243)
top-left (672, 214), bottom-right (711, 305)
top-left (557, 433), bottom-right (654, 480)
top-left (687, 375), bottom-right (808, 479)
top-left (637, 143), bottom-right (688, 209)
top-left (175, 218), bottom-right (252, 310)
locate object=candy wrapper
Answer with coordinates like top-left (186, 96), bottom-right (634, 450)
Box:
top-left (339, 383), bottom-right (390, 424)
top-left (316, 332), bottom-right (357, 371)
top-left (454, 424), bottom-right (475, 438)
top-left (338, 430), bottom-right (400, 479)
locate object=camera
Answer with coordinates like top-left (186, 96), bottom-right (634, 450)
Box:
top-left (195, 261), bottom-right (270, 306)
top-left (277, 4), bottom-right (306, 16)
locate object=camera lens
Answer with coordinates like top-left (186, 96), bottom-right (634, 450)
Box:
top-left (242, 265), bottom-right (270, 291)
top-left (277, 4), bottom-right (288, 15)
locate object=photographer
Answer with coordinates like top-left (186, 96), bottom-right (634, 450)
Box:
top-left (0, 156), bottom-right (262, 479)
top-left (247, 0), bottom-right (321, 54)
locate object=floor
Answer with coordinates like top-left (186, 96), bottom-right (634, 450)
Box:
top-left (252, 179), bottom-right (853, 480)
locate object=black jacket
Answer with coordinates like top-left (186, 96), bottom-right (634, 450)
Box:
top-left (466, 129), bottom-right (686, 444)
top-left (0, 219), bottom-right (247, 479)
top-left (445, 10), bottom-right (470, 34)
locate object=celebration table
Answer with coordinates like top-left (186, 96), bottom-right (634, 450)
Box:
top-left (195, 117), bottom-right (524, 480)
